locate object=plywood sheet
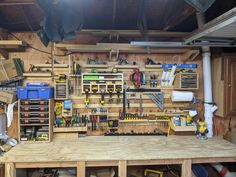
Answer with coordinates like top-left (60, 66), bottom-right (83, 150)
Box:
top-left (2, 136), bottom-right (236, 163)
top-left (212, 56), bottom-right (224, 117)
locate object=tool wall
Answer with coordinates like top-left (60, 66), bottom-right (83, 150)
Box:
top-left (19, 50), bottom-right (203, 137)
top-left (9, 33), bottom-right (204, 138)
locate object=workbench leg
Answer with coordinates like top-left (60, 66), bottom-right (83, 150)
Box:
top-left (5, 163), bottom-right (16, 177)
top-left (119, 160), bottom-right (127, 177)
top-left (181, 160), bottom-right (192, 177)
top-left (77, 161), bottom-right (86, 177)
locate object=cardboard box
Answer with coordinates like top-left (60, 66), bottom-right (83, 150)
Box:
top-left (1, 59), bottom-right (18, 79)
top-left (0, 64), bottom-right (8, 81)
top-left (0, 91), bottom-right (16, 104)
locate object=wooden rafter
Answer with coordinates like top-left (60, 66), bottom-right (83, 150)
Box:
top-left (56, 43), bottom-right (198, 54)
top-left (0, 28), bottom-right (8, 40)
top-left (163, 4), bottom-right (196, 31)
top-left (79, 30), bottom-right (189, 38)
top-left (0, 0), bottom-right (35, 6)
top-left (112, 0), bottom-right (117, 27)
top-left (21, 6), bottom-right (35, 32)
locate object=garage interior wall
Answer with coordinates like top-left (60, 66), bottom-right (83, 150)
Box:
top-left (5, 32), bottom-right (206, 138)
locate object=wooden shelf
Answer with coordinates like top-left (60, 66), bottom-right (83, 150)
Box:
top-left (20, 140), bottom-right (50, 144)
top-left (23, 72), bottom-right (52, 77)
top-left (115, 65), bottom-right (139, 69)
top-left (73, 103), bottom-right (189, 109)
top-left (82, 72), bottom-right (124, 94)
top-left (53, 127), bottom-right (87, 133)
top-left (119, 119), bottom-right (170, 123)
top-left (69, 74), bottom-right (82, 77)
top-left (127, 86), bottom-right (174, 90)
top-left (56, 43), bottom-right (197, 54)
top-left (84, 64), bottom-right (108, 68)
top-left (108, 112), bottom-right (187, 117)
top-left (0, 40), bottom-right (27, 58)
top-left (33, 64), bottom-right (68, 68)
top-left (0, 40), bottom-right (26, 49)
top-left (70, 94), bottom-right (171, 99)
top-left (88, 113), bottom-right (108, 116)
top-left (145, 65), bottom-right (162, 69)
top-left (171, 124), bottom-right (197, 132)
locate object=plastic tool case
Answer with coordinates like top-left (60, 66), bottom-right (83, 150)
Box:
top-left (17, 83), bottom-right (54, 99)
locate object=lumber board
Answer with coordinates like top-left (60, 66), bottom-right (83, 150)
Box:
top-left (77, 161), bottom-right (85, 177)
top-left (5, 163), bottom-right (15, 177)
top-left (145, 65), bottom-right (162, 68)
top-left (127, 159), bottom-right (183, 166)
top-left (83, 64), bottom-right (108, 68)
top-left (170, 124), bottom-right (197, 132)
top-left (33, 64), bottom-right (68, 68)
top-left (181, 160), bottom-right (192, 177)
top-left (15, 162), bottom-right (77, 168)
top-left (56, 43), bottom-right (196, 54)
top-left (70, 94), bottom-right (171, 99)
top-left (119, 160), bottom-right (127, 177)
top-left (0, 40), bottom-right (26, 49)
top-left (119, 119), bottom-right (170, 123)
top-left (114, 65), bottom-right (139, 69)
top-left (53, 127), bottom-right (87, 133)
top-left (212, 56), bottom-right (224, 117)
top-left (108, 112), bottom-right (187, 117)
top-left (73, 103), bottom-right (189, 109)
top-left (23, 72), bottom-right (52, 77)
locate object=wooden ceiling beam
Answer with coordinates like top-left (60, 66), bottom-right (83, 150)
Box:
top-left (112, 0), bottom-right (117, 27)
top-left (163, 4), bottom-right (195, 31)
top-left (79, 30), bottom-right (189, 38)
top-left (0, 0), bottom-right (35, 6)
top-left (56, 43), bottom-right (197, 54)
top-left (21, 6), bottom-right (35, 31)
top-left (0, 28), bottom-right (8, 40)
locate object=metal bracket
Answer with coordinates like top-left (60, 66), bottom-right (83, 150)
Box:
top-left (148, 92), bottom-right (164, 111)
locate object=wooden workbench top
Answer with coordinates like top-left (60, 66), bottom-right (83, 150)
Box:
top-left (2, 136), bottom-right (236, 163)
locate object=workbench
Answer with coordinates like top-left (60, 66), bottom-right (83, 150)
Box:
top-left (2, 136), bottom-right (236, 177)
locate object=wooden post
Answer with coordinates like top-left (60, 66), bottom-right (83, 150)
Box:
top-left (5, 163), bottom-right (16, 177)
top-left (77, 161), bottom-right (86, 177)
top-left (181, 160), bottom-right (192, 177)
top-left (118, 160), bottom-right (127, 177)
top-left (0, 164), bottom-right (4, 177)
